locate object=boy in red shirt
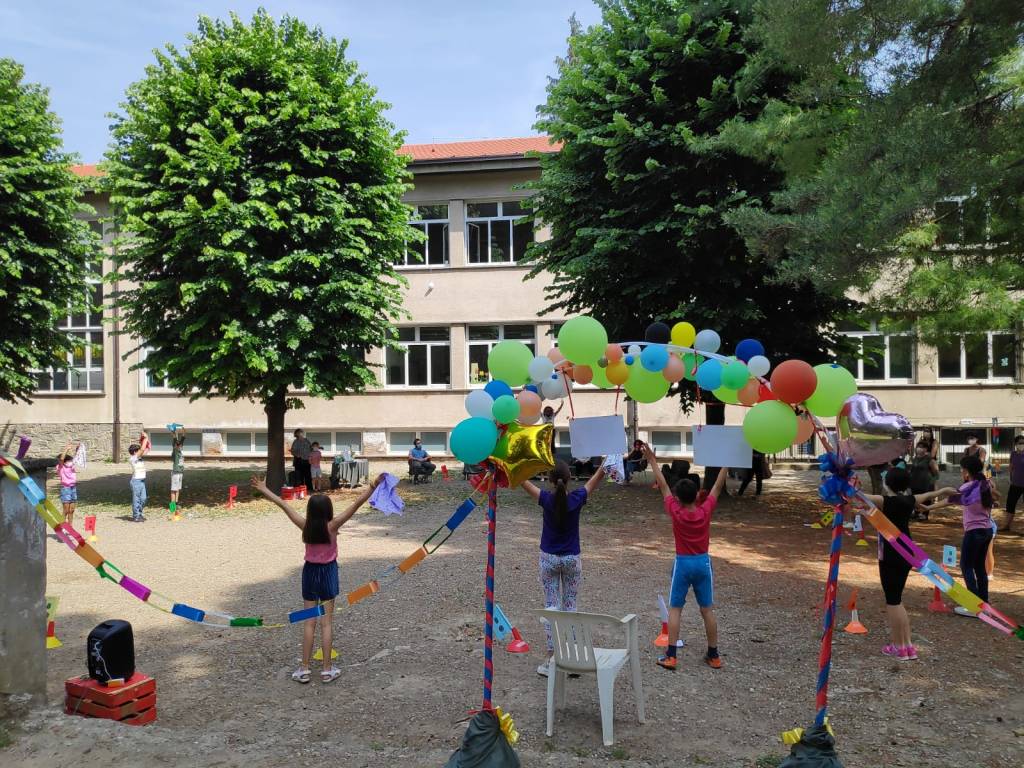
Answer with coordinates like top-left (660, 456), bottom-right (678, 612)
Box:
top-left (643, 443), bottom-right (726, 671)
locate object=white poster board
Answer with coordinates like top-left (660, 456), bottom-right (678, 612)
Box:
top-left (692, 425), bottom-right (752, 468)
top-left (568, 415), bottom-right (627, 459)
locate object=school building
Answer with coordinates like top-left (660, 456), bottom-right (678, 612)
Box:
top-left (5, 137), bottom-right (1023, 466)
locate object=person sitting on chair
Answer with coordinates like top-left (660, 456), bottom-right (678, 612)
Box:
top-left (624, 440), bottom-right (648, 483)
top-left (408, 439), bottom-right (436, 481)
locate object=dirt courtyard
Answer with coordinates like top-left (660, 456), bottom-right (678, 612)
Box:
top-left (3, 461), bottom-right (1024, 767)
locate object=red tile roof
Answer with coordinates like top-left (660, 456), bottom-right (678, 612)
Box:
top-left (70, 137), bottom-right (559, 177)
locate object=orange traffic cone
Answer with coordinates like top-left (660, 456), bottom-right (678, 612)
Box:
top-left (45, 595), bottom-right (62, 649)
top-left (927, 586), bottom-right (951, 613)
top-left (84, 514), bottom-right (97, 542)
top-left (654, 621), bottom-right (669, 648)
top-left (854, 514), bottom-right (868, 547)
top-left (441, 465), bottom-right (451, 481)
top-left (843, 588), bottom-right (868, 634)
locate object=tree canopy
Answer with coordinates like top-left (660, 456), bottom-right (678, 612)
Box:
top-left (527, 0), bottom-right (857, 409)
top-left (0, 58), bottom-right (94, 403)
top-left (105, 11), bottom-right (411, 487)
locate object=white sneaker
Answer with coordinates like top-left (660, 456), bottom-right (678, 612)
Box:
top-left (537, 663), bottom-right (550, 677)
top-left (953, 606), bottom-right (976, 617)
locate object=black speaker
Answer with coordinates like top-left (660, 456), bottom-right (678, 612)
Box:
top-left (87, 620), bottom-right (135, 684)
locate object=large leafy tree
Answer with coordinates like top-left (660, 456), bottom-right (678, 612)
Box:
top-left (723, 0), bottom-right (1024, 340)
top-left (106, 11), bottom-right (411, 489)
top-left (528, 0), bottom-right (857, 414)
top-left (0, 59), bottom-right (94, 403)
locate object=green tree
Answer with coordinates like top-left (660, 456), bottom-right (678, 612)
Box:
top-left (106, 11), bottom-right (411, 489)
top-left (0, 59), bottom-right (94, 403)
top-left (723, 0), bottom-right (1024, 340)
top-left (528, 0), bottom-right (857, 413)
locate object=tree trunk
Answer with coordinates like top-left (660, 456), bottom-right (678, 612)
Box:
top-left (265, 389), bottom-right (287, 493)
top-left (702, 397), bottom-right (728, 494)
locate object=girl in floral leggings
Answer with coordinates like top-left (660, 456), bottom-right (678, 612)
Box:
top-left (521, 459), bottom-right (606, 676)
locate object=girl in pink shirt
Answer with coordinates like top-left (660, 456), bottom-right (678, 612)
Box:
top-left (57, 442), bottom-right (80, 524)
top-left (251, 473), bottom-right (383, 684)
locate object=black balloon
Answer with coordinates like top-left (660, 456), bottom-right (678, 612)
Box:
top-left (645, 321), bottom-right (671, 344)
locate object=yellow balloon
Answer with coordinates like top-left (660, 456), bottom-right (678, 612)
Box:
top-left (671, 322), bottom-right (696, 348)
top-left (490, 423), bottom-right (555, 486)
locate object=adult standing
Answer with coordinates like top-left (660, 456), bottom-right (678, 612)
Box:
top-left (963, 434), bottom-right (987, 465)
top-left (738, 450), bottom-right (767, 497)
top-left (1001, 434), bottom-right (1024, 532)
top-left (291, 428), bottom-right (313, 493)
top-left (918, 427), bottom-right (939, 460)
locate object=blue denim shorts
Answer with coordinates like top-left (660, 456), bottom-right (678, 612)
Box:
top-left (669, 553), bottom-right (714, 608)
top-left (59, 485), bottom-right (78, 504)
top-left (301, 561), bottom-right (339, 602)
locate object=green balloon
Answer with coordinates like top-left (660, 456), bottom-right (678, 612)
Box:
top-left (624, 363), bottom-right (671, 403)
top-left (805, 363), bottom-right (858, 418)
top-left (720, 360), bottom-right (750, 389)
top-left (557, 316), bottom-right (608, 365)
top-left (491, 395), bottom-right (521, 425)
top-left (590, 362), bottom-right (614, 390)
top-left (742, 400), bottom-right (798, 454)
top-left (682, 353), bottom-right (701, 381)
top-left (487, 340), bottom-right (533, 386)
top-left (713, 386), bottom-right (740, 405)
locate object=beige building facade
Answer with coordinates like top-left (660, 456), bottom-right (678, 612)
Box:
top-left (4, 138), bottom-right (1022, 465)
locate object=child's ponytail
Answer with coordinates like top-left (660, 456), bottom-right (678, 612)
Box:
top-left (549, 460), bottom-right (572, 532)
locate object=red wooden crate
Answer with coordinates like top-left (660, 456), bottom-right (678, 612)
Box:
top-left (66, 691), bottom-right (156, 721)
top-left (64, 673), bottom-right (155, 707)
top-left (64, 700), bottom-right (157, 726)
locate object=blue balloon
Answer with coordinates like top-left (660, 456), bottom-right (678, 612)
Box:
top-left (640, 343), bottom-right (669, 372)
top-left (450, 417), bottom-right (499, 465)
top-left (695, 359), bottom-right (723, 391)
top-left (624, 355), bottom-right (635, 366)
top-left (735, 338), bottom-right (765, 363)
top-left (484, 380), bottom-right (514, 400)
top-left (524, 383), bottom-right (539, 394)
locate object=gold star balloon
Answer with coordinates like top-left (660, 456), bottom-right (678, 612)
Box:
top-left (489, 423), bottom-right (554, 487)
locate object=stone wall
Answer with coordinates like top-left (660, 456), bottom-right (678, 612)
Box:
top-left (3, 422), bottom-right (143, 463)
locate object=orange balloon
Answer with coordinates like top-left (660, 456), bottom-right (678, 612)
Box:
top-left (606, 361), bottom-right (629, 386)
top-left (517, 390), bottom-right (542, 420)
top-left (605, 343), bottom-right (624, 364)
top-left (662, 355), bottom-right (685, 383)
top-left (547, 347), bottom-right (565, 364)
top-left (794, 411), bottom-right (815, 444)
top-left (574, 365), bottom-right (594, 385)
top-left (738, 379), bottom-right (759, 406)
top-left (770, 360), bottom-right (818, 405)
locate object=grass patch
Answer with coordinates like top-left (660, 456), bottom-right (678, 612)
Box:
top-left (0, 725), bottom-right (12, 749)
top-left (610, 746), bottom-right (630, 760)
top-left (754, 754), bottom-right (783, 768)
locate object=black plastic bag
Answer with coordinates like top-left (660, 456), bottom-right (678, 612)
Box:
top-left (779, 724), bottom-right (844, 768)
top-left (444, 710), bottom-right (520, 768)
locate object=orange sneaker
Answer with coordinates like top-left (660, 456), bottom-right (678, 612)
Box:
top-left (704, 654), bottom-right (722, 669)
top-left (656, 655), bottom-right (677, 671)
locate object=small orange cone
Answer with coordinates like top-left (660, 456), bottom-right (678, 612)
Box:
top-left (854, 514), bottom-right (868, 546)
top-left (83, 515), bottom-right (97, 542)
top-left (843, 588), bottom-right (868, 634)
top-left (927, 585), bottom-right (951, 613)
top-left (654, 621), bottom-right (669, 648)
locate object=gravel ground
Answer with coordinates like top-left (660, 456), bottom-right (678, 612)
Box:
top-left (2, 462), bottom-right (1023, 767)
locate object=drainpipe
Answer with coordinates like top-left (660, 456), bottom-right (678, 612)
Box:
top-left (110, 223), bottom-right (121, 463)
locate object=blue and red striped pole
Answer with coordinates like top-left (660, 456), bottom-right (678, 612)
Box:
top-left (815, 506), bottom-right (844, 727)
top-left (482, 484), bottom-right (497, 710)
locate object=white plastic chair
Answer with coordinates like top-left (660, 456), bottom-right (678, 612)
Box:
top-left (535, 609), bottom-right (645, 746)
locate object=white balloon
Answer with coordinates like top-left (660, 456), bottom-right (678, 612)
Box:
top-left (627, 344), bottom-right (641, 357)
top-left (528, 356), bottom-right (555, 383)
top-left (541, 376), bottom-right (569, 400)
top-left (694, 329), bottom-right (721, 354)
top-left (465, 389), bottom-right (495, 418)
top-left (748, 355), bottom-right (771, 378)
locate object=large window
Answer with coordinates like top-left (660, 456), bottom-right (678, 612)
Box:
top-left (397, 204), bottom-right (448, 267)
top-left (149, 430), bottom-right (201, 455)
top-left (467, 325), bottom-right (536, 384)
top-left (466, 200), bottom-right (534, 264)
top-left (385, 327), bottom-right (451, 387)
top-left (389, 430), bottom-right (448, 455)
top-left (837, 322), bottom-right (914, 382)
top-left (938, 332), bottom-right (1016, 381)
top-left (35, 244), bottom-right (104, 393)
top-left (650, 430), bottom-right (692, 456)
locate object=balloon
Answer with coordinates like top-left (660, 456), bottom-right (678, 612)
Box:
top-left (735, 339), bottom-right (765, 363)
top-left (624, 355), bottom-right (635, 366)
top-left (488, 341), bottom-right (533, 386)
top-left (597, 357), bottom-right (608, 368)
top-left (742, 401), bottom-right (798, 454)
top-left (590, 362), bottom-right (614, 389)
top-left (694, 329), bottom-right (721, 354)
top-left (624, 363), bottom-right (671, 403)
top-left (662, 355), bottom-right (685, 383)
top-left (645, 321), bottom-right (671, 344)
top-left (517, 390), bottom-right (542, 420)
top-left (557, 316), bottom-right (608, 364)
top-left (519, 412), bottom-right (540, 425)
top-left (720, 360), bottom-right (750, 389)
top-left (605, 343), bottom-right (624, 363)
top-left (794, 411), bottom-right (816, 444)
top-left (451, 418), bottom-right (499, 465)
top-left (770, 360), bottom-right (817, 405)
top-left (547, 347), bottom-right (565, 364)
top-left (606, 361), bottom-right (630, 385)
top-left (805, 364), bottom-right (858, 418)
top-left (483, 380), bottom-right (513, 400)
top-left (713, 386), bottom-right (740, 405)
top-left (671, 321), bottom-right (696, 348)
top-left (757, 382), bottom-right (775, 402)
top-left (627, 344), bottom-right (641, 357)
top-left (524, 383), bottom-right (539, 394)
top-left (748, 355), bottom-right (771, 378)
top-left (640, 343), bottom-right (669, 372)
top-left (573, 364), bottom-right (594, 385)
top-left (541, 376), bottom-right (569, 400)
top-left (489, 423), bottom-right (555, 486)
top-left (695, 359), bottom-right (723, 391)
top-left (737, 379), bottom-right (760, 406)
top-left (465, 389), bottom-right (495, 419)
top-left (491, 394), bottom-right (521, 425)
top-left (528, 356), bottom-right (555, 383)
top-left (837, 393), bottom-right (914, 468)
top-left (682, 353), bottom-right (701, 381)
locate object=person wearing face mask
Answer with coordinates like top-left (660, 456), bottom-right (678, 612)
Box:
top-left (1001, 435), bottom-right (1024, 533)
top-left (963, 434), bottom-right (987, 465)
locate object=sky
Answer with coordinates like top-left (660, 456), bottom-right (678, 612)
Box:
top-left (2, 0), bottom-right (602, 162)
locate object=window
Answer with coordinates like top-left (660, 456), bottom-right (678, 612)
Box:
top-left (651, 431), bottom-right (684, 455)
top-left (385, 327), bottom-right (451, 387)
top-left (389, 430), bottom-right (448, 455)
top-left (935, 196), bottom-right (989, 246)
top-left (148, 430), bottom-right (201, 455)
top-left (397, 204), bottom-right (448, 267)
top-left (837, 322), bottom-right (915, 382)
top-left (35, 249), bottom-right (104, 393)
top-left (139, 347), bottom-right (175, 393)
top-left (334, 432), bottom-right (362, 454)
top-left (466, 200), bottom-right (534, 264)
top-left (937, 332), bottom-right (1017, 381)
top-left (467, 325), bottom-right (536, 384)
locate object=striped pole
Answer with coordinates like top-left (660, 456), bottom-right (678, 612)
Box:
top-left (815, 506), bottom-right (844, 727)
top-left (483, 484), bottom-right (497, 710)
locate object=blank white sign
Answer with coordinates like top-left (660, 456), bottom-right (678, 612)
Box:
top-left (692, 426), bottom-right (752, 468)
top-left (568, 415), bottom-right (627, 459)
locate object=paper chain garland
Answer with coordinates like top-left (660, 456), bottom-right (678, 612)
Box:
top-left (0, 452), bottom-right (493, 629)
